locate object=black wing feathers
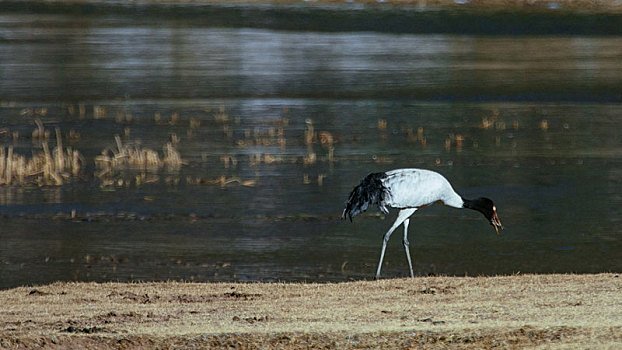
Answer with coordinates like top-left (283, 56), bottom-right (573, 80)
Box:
top-left (342, 172), bottom-right (387, 221)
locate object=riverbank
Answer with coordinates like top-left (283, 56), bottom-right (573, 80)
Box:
top-left (1, 274), bottom-right (620, 349)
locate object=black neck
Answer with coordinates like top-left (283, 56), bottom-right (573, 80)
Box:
top-left (462, 197), bottom-right (492, 220)
top-left (462, 197), bottom-right (473, 208)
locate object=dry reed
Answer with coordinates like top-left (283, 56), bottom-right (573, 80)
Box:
top-left (95, 135), bottom-right (182, 173)
top-left (0, 124), bottom-right (82, 186)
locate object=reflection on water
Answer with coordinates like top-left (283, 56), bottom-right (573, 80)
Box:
top-left (0, 6), bottom-right (621, 288)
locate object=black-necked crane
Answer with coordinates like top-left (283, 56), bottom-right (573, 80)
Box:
top-left (342, 168), bottom-right (502, 279)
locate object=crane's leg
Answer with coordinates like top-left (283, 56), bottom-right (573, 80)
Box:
top-left (376, 208), bottom-right (417, 279)
top-left (403, 216), bottom-right (415, 278)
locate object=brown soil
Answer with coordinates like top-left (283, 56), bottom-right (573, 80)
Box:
top-left (1, 274), bottom-right (620, 349)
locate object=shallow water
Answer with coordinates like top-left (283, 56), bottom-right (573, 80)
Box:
top-left (0, 3), bottom-right (621, 288)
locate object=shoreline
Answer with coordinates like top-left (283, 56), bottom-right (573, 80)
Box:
top-left (1, 273), bottom-right (620, 348)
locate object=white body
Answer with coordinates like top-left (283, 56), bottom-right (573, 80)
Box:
top-left (380, 168), bottom-right (464, 212)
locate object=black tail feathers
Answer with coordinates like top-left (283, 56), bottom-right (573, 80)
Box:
top-left (342, 172), bottom-right (387, 222)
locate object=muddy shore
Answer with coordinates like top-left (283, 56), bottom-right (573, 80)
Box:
top-left (1, 274), bottom-right (620, 349)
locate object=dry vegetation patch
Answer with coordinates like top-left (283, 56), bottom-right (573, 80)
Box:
top-left (0, 274), bottom-right (620, 349)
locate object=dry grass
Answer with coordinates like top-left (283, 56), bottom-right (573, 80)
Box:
top-left (1, 274), bottom-right (620, 349)
top-left (0, 127), bottom-right (82, 186)
top-left (95, 135), bottom-right (182, 173)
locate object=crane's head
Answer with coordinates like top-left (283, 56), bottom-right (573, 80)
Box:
top-left (464, 197), bottom-right (503, 234)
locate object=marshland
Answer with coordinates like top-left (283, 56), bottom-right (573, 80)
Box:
top-left (0, 0), bottom-right (621, 347)
top-left (1, 0), bottom-right (622, 288)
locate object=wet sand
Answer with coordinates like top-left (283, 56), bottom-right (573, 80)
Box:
top-left (1, 274), bottom-right (620, 349)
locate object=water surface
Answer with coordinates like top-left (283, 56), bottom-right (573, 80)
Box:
top-left (0, 3), bottom-right (621, 288)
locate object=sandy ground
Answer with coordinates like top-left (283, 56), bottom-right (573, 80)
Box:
top-left (0, 274), bottom-right (620, 349)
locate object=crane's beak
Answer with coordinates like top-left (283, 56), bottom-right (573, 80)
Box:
top-left (491, 207), bottom-right (503, 234)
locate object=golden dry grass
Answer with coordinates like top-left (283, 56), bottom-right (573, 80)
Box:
top-left (1, 274), bottom-right (620, 349)
top-left (94, 135), bottom-right (182, 172)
